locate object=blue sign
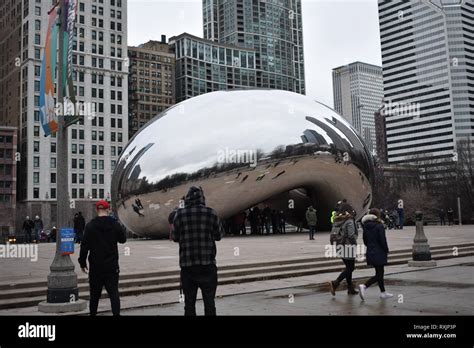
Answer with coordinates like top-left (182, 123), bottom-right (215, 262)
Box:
top-left (59, 228), bottom-right (75, 255)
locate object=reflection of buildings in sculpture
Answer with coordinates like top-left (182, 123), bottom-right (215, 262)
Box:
top-left (301, 129), bottom-right (328, 146)
top-left (113, 142), bottom-right (154, 204)
top-left (112, 90), bottom-right (374, 238)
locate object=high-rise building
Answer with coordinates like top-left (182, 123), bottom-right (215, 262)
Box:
top-left (378, 0), bottom-right (474, 170)
top-left (0, 127), bottom-right (18, 237)
top-left (203, 0), bottom-right (306, 94)
top-left (169, 32), bottom-right (257, 102)
top-left (0, 0), bottom-right (128, 228)
top-left (332, 62), bottom-right (384, 154)
top-left (128, 37), bottom-right (175, 138)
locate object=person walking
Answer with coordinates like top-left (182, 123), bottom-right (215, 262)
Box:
top-left (74, 212), bottom-right (86, 244)
top-left (248, 208), bottom-right (258, 235)
top-left (439, 209), bottom-right (446, 226)
top-left (359, 208), bottom-right (393, 300)
top-left (172, 186), bottom-right (223, 316)
top-left (33, 216), bottom-right (43, 243)
top-left (305, 205), bottom-right (317, 240)
top-left (262, 205), bottom-right (272, 234)
top-left (329, 203), bottom-right (359, 296)
top-left (22, 216), bottom-right (34, 243)
top-left (79, 200), bottom-right (127, 316)
top-left (447, 208), bottom-right (454, 226)
top-left (271, 210), bottom-right (279, 234)
top-left (278, 210), bottom-right (286, 234)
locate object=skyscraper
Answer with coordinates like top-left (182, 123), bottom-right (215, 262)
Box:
top-left (202, 0), bottom-right (305, 94)
top-left (0, 0), bottom-right (128, 228)
top-left (332, 62), bottom-right (384, 154)
top-left (378, 0), bottom-right (474, 170)
top-left (128, 37), bottom-right (175, 137)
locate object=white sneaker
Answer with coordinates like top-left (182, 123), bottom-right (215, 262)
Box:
top-left (359, 284), bottom-right (366, 301)
top-left (380, 292), bottom-right (393, 299)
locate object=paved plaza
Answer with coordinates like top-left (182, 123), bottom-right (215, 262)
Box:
top-left (0, 225), bottom-right (472, 285)
top-left (119, 262), bottom-right (474, 316)
top-left (0, 225), bottom-right (472, 316)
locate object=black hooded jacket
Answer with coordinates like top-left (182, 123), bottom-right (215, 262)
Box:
top-left (79, 216), bottom-right (126, 274)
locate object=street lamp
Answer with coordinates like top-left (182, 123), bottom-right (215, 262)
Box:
top-left (453, 152), bottom-right (463, 225)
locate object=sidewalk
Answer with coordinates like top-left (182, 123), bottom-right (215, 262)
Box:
top-left (1, 225), bottom-right (472, 285)
top-left (119, 257), bottom-right (474, 316)
top-left (2, 255), bottom-right (472, 315)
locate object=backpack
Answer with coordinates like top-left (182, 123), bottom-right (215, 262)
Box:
top-left (329, 224), bottom-right (345, 245)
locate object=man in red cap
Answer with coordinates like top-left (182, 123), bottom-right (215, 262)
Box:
top-left (79, 200), bottom-right (126, 316)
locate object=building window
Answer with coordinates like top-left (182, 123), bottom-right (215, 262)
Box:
top-left (33, 188), bottom-right (39, 199)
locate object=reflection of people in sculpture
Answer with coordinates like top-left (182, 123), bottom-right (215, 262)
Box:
top-left (135, 198), bottom-right (143, 210)
top-left (132, 204), bottom-right (144, 217)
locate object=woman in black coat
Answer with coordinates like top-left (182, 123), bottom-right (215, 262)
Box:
top-left (359, 208), bottom-right (393, 300)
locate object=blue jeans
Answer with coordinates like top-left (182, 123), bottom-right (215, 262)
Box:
top-left (309, 226), bottom-right (316, 239)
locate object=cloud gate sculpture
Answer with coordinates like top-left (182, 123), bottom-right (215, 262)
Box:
top-left (112, 90), bottom-right (374, 238)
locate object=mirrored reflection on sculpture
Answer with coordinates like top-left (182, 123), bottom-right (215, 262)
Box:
top-left (112, 90), bottom-right (374, 238)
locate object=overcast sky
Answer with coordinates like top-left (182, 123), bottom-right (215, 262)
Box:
top-left (127, 0), bottom-right (382, 107)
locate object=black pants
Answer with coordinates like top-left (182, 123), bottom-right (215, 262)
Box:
top-left (181, 264), bottom-right (218, 316)
top-left (89, 271), bottom-right (121, 316)
top-left (336, 258), bottom-right (355, 288)
top-left (365, 265), bottom-right (385, 292)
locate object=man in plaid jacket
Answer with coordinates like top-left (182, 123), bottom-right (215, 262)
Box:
top-left (172, 186), bottom-right (223, 316)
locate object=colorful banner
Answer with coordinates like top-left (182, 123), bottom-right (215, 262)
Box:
top-left (62, 0), bottom-right (80, 127)
top-left (39, 6), bottom-right (59, 136)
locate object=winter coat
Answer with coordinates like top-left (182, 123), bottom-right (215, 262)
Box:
top-left (305, 207), bottom-right (317, 226)
top-left (34, 219), bottom-right (43, 231)
top-left (362, 214), bottom-right (389, 266)
top-left (332, 213), bottom-right (358, 260)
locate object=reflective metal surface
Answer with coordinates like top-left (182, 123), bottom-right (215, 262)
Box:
top-left (112, 90), bottom-right (374, 238)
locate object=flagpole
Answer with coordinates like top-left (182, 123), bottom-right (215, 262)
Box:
top-left (39, 0), bottom-right (86, 313)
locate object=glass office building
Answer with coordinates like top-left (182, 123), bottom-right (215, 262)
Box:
top-left (170, 33), bottom-right (257, 102)
top-left (203, 0), bottom-right (305, 94)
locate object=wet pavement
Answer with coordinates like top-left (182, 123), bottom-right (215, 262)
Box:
top-left (119, 263), bottom-right (474, 316)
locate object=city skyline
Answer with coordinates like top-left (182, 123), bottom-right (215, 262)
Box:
top-left (127, 0), bottom-right (383, 108)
